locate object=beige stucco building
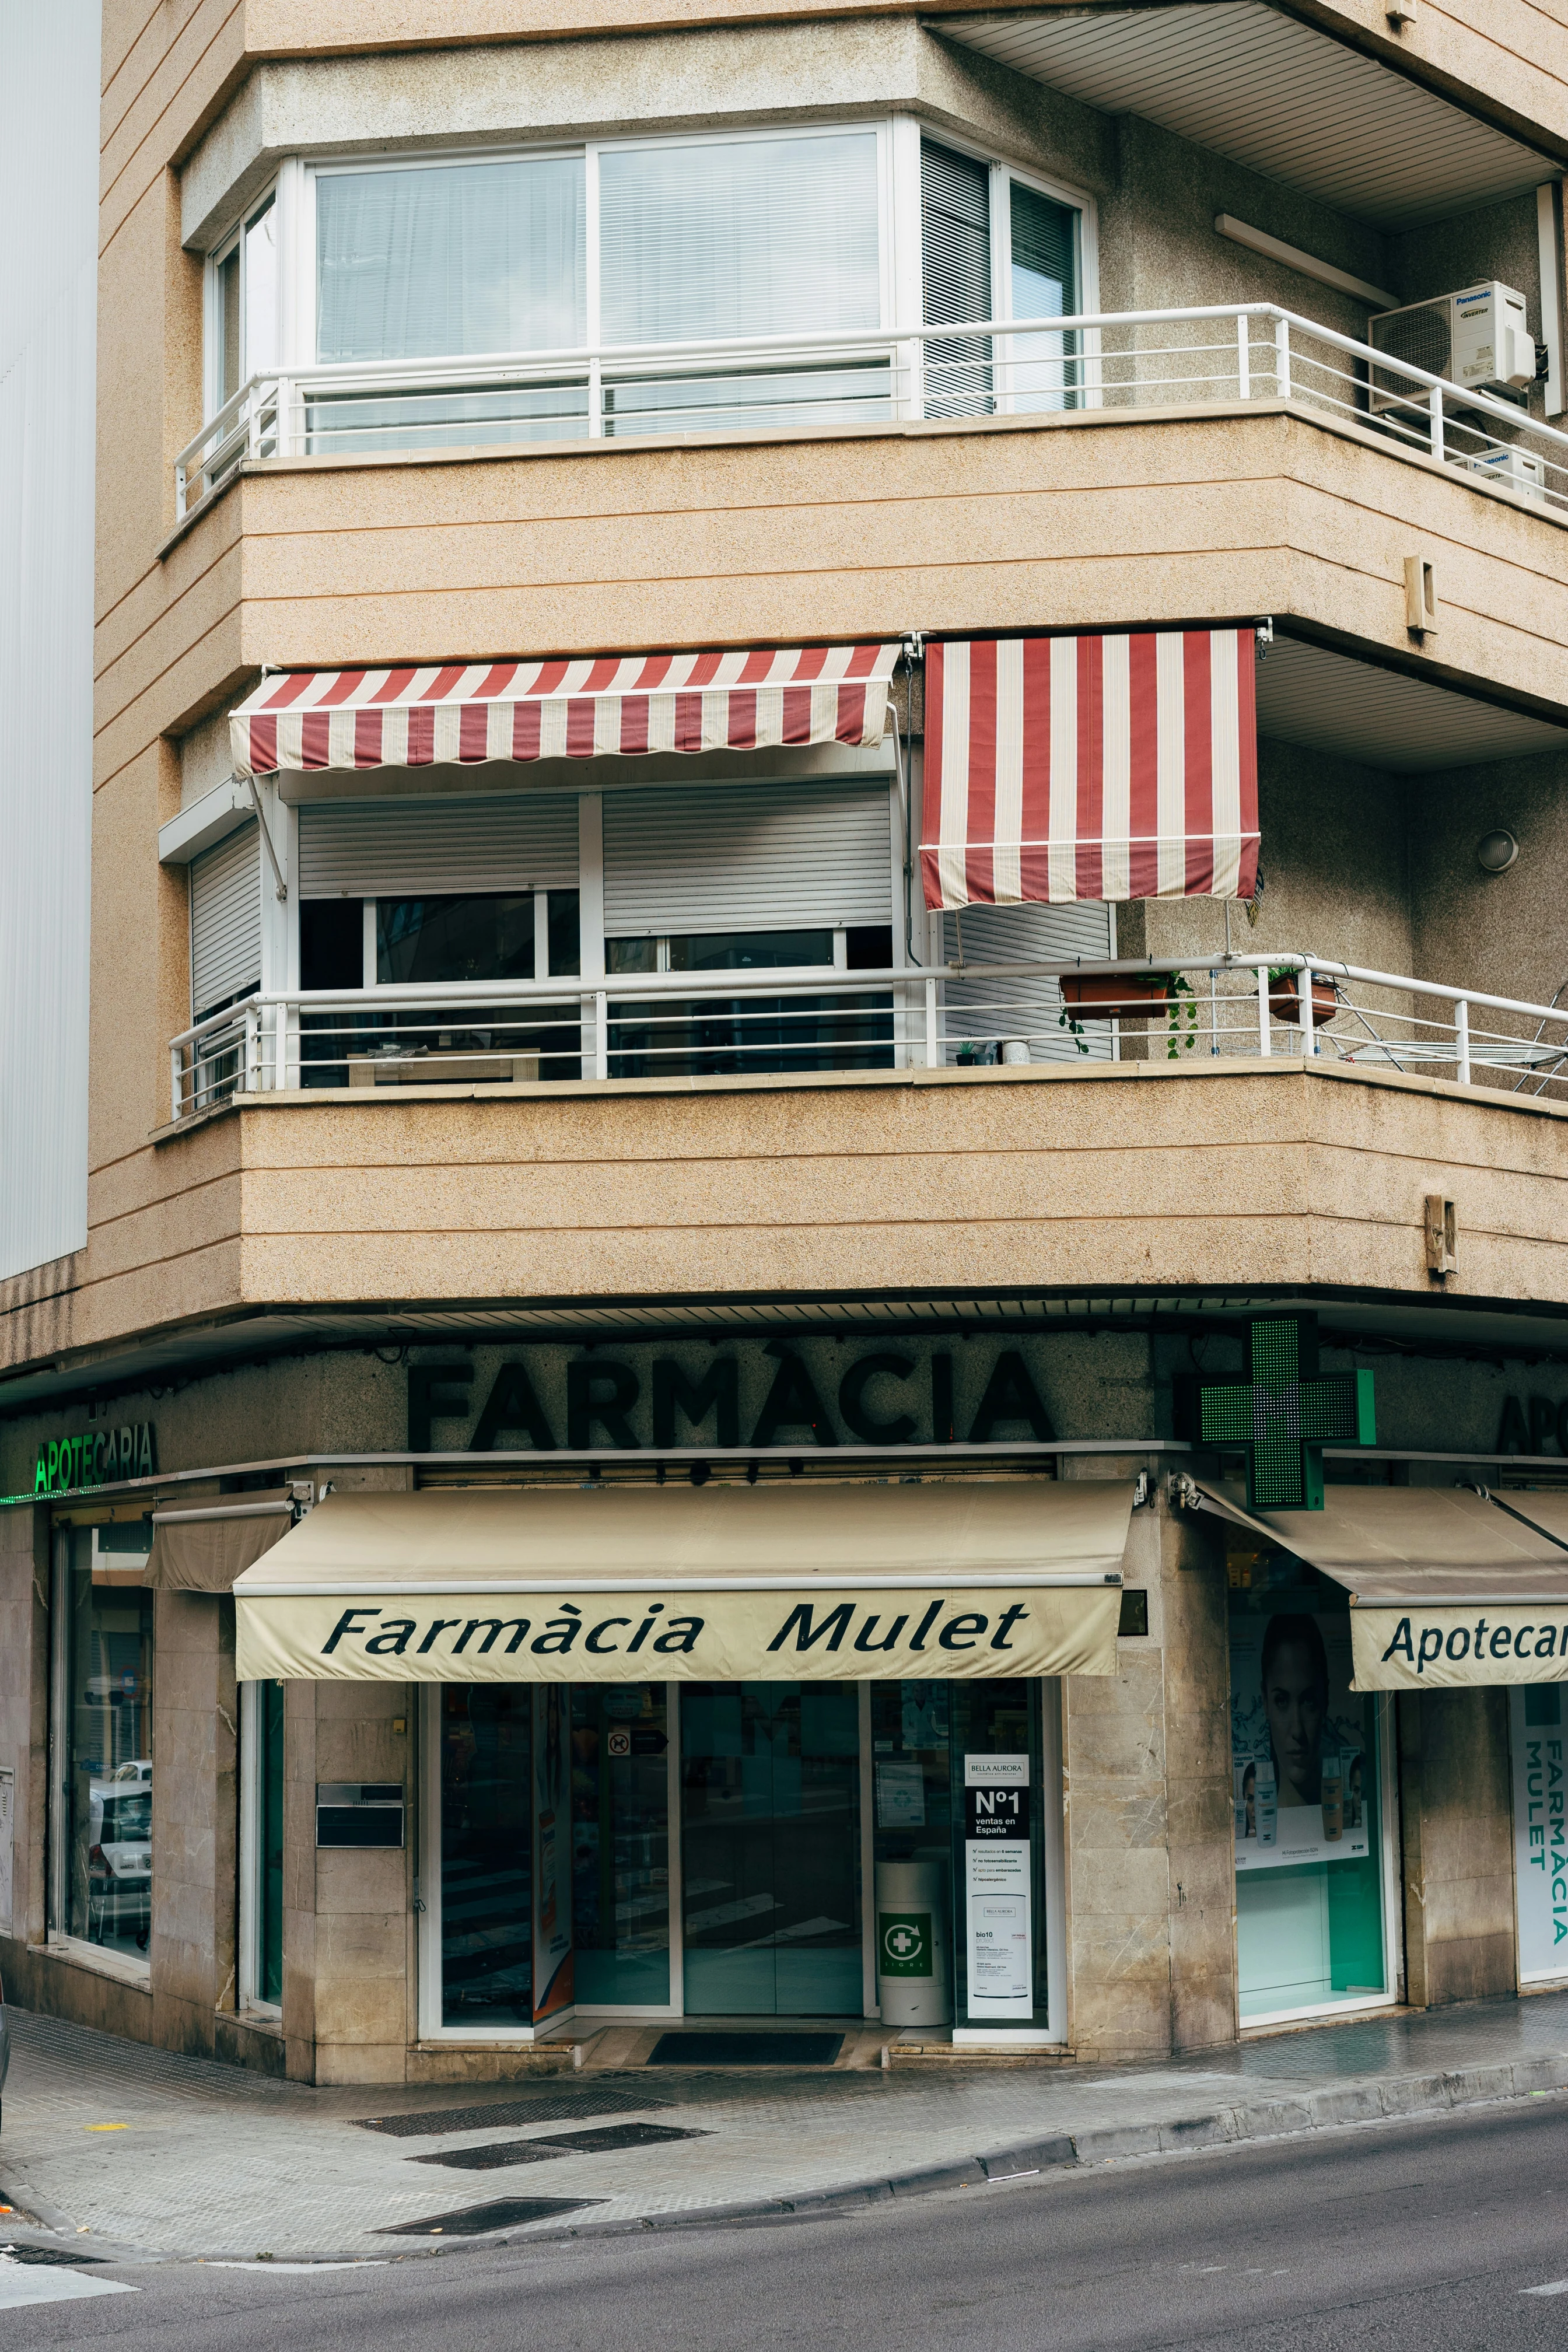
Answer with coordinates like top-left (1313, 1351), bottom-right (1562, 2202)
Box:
top-left (3, 0), bottom-right (1568, 2088)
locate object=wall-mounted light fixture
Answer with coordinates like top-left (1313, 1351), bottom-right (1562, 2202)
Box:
top-left (1476, 829), bottom-right (1520, 874)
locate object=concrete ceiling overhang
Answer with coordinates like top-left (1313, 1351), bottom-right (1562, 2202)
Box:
top-left (5, 1287), bottom-right (1568, 1437)
top-left (1258, 636), bottom-right (1568, 774)
top-left (940, 3), bottom-right (1557, 229)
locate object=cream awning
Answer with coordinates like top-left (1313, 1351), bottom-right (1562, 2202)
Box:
top-left (1194, 1479), bottom-right (1568, 1690)
top-left (233, 1480), bottom-right (1132, 1684)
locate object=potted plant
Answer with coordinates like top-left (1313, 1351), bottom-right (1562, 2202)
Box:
top-left (1059, 971), bottom-right (1200, 1059)
top-left (1267, 965), bottom-right (1339, 1024)
top-left (1059, 971), bottom-right (1178, 1020)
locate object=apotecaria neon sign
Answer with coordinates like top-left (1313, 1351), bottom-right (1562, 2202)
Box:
top-left (34, 1422), bottom-right (156, 1497)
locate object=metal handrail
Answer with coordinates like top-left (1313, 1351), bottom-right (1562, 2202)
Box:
top-left (173, 299), bottom-right (1568, 515)
top-left (167, 952), bottom-right (1568, 1054)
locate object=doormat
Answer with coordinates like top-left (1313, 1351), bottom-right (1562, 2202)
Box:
top-left (649, 2032), bottom-right (844, 2067)
top-left (412, 2123), bottom-right (709, 2170)
top-left (378, 2196), bottom-right (604, 2236)
top-left (357, 2088), bottom-right (671, 2137)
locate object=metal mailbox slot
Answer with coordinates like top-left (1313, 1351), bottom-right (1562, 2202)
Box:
top-left (316, 1782), bottom-right (405, 1849)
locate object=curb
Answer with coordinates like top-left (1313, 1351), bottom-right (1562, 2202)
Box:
top-left (491, 2049), bottom-right (1568, 2250)
top-left (11, 2050), bottom-right (1568, 2267)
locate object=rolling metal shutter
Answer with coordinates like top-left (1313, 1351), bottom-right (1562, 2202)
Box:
top-left (298, 794), bottom-right (579, 897)
top-left (603, 780), bottom-right (895, 937)
top-left (190, 820), bottom-right (261, 1018)
top-left (942, 899), bottom-right (1114, 1064)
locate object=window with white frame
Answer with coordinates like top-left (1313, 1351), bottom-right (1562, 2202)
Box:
top-left (201, 121), bottom-right (1093, 456)
top-left (208, 192), bottom-right (279, 414)
top-left (922, 139), bottom-right (1082, 416)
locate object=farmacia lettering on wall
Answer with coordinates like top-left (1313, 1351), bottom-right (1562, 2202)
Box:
top-left (1511, 1687), bottom-right (1568, 1982)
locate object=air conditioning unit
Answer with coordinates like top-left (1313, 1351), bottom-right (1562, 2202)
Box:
top-left (1369, 283), bottom-right (1535, 414)
top-left (1464, 445), bottom-right (1549, 503)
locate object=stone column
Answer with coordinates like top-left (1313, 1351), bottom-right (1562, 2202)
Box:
top-left (1398, 1686), bottom-right (1515, 2006)
top-left (1064, 1486), bottom-right (1234, 2062)
top-left (149, 1589), bottom-right (238, 2055)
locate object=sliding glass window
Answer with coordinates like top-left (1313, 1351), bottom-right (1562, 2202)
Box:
top-left (598, 132), bottom-right (884, 433)
top-left (312, 155), bottom-right (588, 452)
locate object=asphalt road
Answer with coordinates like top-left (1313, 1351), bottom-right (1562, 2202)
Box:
top-left (10, 2093), bottom-right (1568, 2351)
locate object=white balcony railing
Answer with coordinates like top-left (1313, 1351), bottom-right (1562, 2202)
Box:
top-left (168, 953), bottom-right (1568, 1122)
top-left (174, 302), bottom-right (1568, 519)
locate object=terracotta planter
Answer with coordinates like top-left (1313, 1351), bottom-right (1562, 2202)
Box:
top-left (1268, 975), bottom-right (1338, 1025)
top-left (1059, 972), bottom-right (1173, 1021)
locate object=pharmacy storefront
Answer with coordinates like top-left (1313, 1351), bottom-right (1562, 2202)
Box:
top-left (234, 1477), bottom-right (1130, 2045)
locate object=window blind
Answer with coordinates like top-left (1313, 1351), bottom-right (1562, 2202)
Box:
top-left (942, 900), bottom-right (1114, 1065)
top-left (603, 780), bottom-right (894, 936)
top-left (1008, 182), bottom-right (1078, 414)
top-left (190, 820), bottom-right (261, 1019)
top-left (922, 142), bottom-right (992, 418)
top-left (298, 794), bottom-right (579, 897)
top-left (316, 159), bottom-right (585, 362)
top-left (599, 134), bottom-right (880, 346)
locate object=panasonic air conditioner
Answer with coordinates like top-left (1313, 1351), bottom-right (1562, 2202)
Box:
top-left (1463, 445), bottom-right (1549, 503)
top-left (1368, 283), bottom-right (1535, 414)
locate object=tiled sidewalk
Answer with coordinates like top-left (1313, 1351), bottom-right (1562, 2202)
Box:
top-left (4, 1994), bottom-right (1568, 2262)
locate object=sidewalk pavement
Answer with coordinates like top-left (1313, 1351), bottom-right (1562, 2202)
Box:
top-left (5, 1994), bottom-right (1568, 2264)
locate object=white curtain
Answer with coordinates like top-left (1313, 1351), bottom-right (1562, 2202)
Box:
top-left (600, 133), bottom-right (880, 346)
top-left (316, 158), bottom-right (585, 361)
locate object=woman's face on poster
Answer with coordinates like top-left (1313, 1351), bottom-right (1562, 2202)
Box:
top-left (1265, 1636), bottom-right (1326, 1804)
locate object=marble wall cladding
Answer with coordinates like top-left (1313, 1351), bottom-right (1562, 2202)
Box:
top-left (1159, 1503), bottom-right (1237, 2053)
top-left (1398, 1685), bottom-right (1516, 2009)
top-left (0, 1505), bottom-right (47, 1957)
top-left (149, 1590), bottom-right (238, 2057)
top-left (1066, 1493), bottom-right (1172, 2061)
top-left (282, 1675), bottom-right (317, 2080)
top-left (309, 1677), bottom-right (413, 2084)
top-left (1064, 1493), bottom-right (1236, 2062)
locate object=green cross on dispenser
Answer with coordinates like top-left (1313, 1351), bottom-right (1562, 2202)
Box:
top-left (1198, 1315), bottom-right (1375, 1510)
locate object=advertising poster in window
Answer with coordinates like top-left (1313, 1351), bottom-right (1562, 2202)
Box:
top-left (533, 1685), bottom-right (574, 2022)
top-left (963, 1755), bottom-right (1032, 2020)
top-left (1511, 1686), bottom-right (1568, 1982)
top-left (1231, 1609), bottom-right (1370, 1871)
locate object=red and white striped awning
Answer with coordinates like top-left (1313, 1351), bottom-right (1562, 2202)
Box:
top-left (230, 645), bottom-right (900, 778)
top-left (919, 631), bottom-right (1259, 909)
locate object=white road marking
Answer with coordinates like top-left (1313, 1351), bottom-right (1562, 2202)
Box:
top-left (1522, 2278), bottom-right (1568, 2296)
top-left (0, 2264), bottom-right (136, 2309)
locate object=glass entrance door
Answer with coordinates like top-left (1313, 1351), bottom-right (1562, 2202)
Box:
top-left (680, 1682), bottom-right (862, 2015)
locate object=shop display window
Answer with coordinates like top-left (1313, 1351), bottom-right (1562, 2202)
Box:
top-left (439, 1684), bottom-right (533, 2027)
top-left (1228, 1539), bottom-right (1394, 2021)
top-left (55, 1523), bottom-right (155, 1965)
top-left (570, 1684), bottom-right (671, 2006)
top-left (870, 1678), bottom-right (1051, 2032)
top-left (681, 1682), bottom-right (862, 2016)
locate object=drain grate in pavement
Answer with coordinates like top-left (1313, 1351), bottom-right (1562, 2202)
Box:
top-left (1, 2247), bottom-right (104, 2267)
top-left (650, 2032), bottom-right (842, 2067)
top-left (412, 2123), bottom-right (710, 2170)
top-left (410, 2142), bottom-right (571, 2172)
top-left (357, 2089), bottom-right (671, 2138)
top-left (378, 2197), bottom-right (604, 2236)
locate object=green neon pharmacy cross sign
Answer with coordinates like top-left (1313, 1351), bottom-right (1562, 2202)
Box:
top-left (1196, 1315), bottom-right (1375, 1511)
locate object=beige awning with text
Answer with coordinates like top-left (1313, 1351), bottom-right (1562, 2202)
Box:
top-left (233, 1480), bottom-right (1132, 1684)
top-left (1194, 1479), bottom-right (1568, 1690)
